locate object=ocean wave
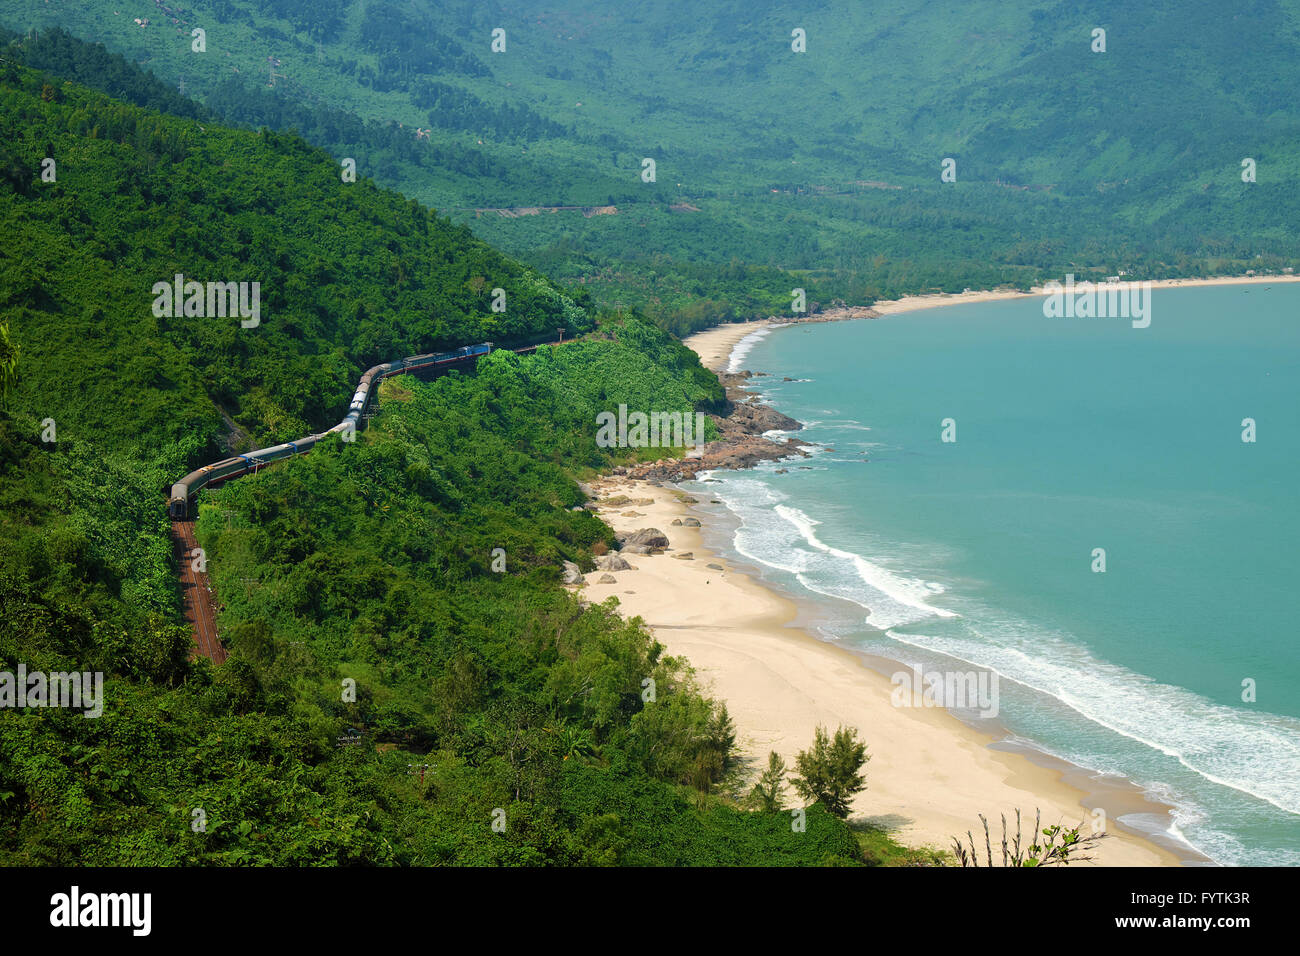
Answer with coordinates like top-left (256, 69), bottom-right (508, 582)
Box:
top-left (883, 620), bottom-right (1300, 823)
top-left (810, 419), bottom-right (874, 432)
top-left (726, 326), bottom-right (774, 374)
top-left (689, 469), bottom-right (1300, 865)
top-left (698, 474), bottom-right (955, 630)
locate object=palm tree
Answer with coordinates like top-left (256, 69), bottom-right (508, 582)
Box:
top-left (0, 321), bottom-right (18, 409)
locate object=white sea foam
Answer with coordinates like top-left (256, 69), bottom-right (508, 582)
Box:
top-left (883, 620), bottom-right (1300, 824)
top-left (701, 475), bottom-right (955, 630)
top-left (811, 419), bottom-right (873, 432)
top-left (691, 452), bottom-right (1300, 865)
top-left (726, 326), bottom-right (777, 374)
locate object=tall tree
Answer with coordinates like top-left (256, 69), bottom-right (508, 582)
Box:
top-left (750, 750), bottom-right (787, 812)
top-left (791, 725), bottom-right (869, 818)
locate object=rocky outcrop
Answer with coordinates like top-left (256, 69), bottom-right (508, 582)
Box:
top-left (594, 553), bottom-right (634, 571)
top-left (618, 528), bottom-right (669, 553)
top-left (617, 370), bottom-right (810, 482)
top-left (562, 561), bottom-right (585, 585)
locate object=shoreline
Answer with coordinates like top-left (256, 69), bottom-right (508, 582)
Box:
top-left (573, 292), bottom-right (1260, 865)
top-left (688, 273), bottom-right (1300, 371)
top-left (578, 476), bottom-right (1194, 865)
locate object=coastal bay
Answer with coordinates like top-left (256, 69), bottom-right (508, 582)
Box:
top-left (576, 304), bottom-right (1277, 866)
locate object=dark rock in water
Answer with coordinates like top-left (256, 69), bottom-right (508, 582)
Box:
top-left (775, 468), bottom-right (788, 474)
top-left (728, 399), bottom-right (801, 435)
top-left (783, 376), bottom-right (794, 381)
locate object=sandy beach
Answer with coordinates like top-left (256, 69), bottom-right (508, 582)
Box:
top-left (570, 284), bottom-right (1268, 865)
top-left (580, 478), bottom-right (1188, 865)
top-left (688, 273), bottom-right (1300, 372)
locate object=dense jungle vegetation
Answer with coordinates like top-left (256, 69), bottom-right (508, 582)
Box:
top-left (4, 2), bottom-right (1300, 335)
top-left (0, 55), bottom-right (900, 864)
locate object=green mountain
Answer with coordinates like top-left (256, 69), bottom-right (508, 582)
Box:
top-left (4, 1), bottom-right (1299, 333)
top-left (0, 57), bottom-right (887, 865)
top-left (0, 47), bottom-right (596, 455)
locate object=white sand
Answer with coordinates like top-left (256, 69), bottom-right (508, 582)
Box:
top-left (580, 480), bottom-right (1186, 865)
top-left (569, 287), bottom-right (1258, 865)
top-left (688, 274), bottom-right (1300, 372)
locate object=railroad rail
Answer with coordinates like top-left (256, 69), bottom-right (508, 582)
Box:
top-left (168, 337), bottom-right (568, 661)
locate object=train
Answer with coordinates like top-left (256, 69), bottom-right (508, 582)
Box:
top-left (168, 342), bottom-right (493, 519)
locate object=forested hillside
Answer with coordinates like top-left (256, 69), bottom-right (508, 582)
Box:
top-left (4, 1), bottom-right (1299, 333)
top-left (0, 52), bottom-right (596, 455)
top-left (0, 59), bottom-right (880, 864)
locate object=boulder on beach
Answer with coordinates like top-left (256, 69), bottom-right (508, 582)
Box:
top-left (594, 553), bottom-right (633, 571)
top-left (682, 517), bottom-right (701, 527)
top-left (597, 573), bottom-right (617, 584)
top-left (618, 528), bottom-right (669, 553)
top-left (671, 518), bottom-right (683, 526)
top-left (672, 552), bottom-right (694, 560)
top-left (562, 560), bottom-right (585, 585)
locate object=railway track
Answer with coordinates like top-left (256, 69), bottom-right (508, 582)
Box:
top-left (169, 337), bottom-right (568, 662)
top-left (170, 519), bottom-right (226, 665)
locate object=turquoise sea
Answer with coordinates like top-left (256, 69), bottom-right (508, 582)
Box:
top-left (684, 284), bottom-right (1300, 866)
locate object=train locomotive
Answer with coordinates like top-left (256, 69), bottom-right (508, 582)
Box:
top-left (168, 342), bottom-right (492, 519)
